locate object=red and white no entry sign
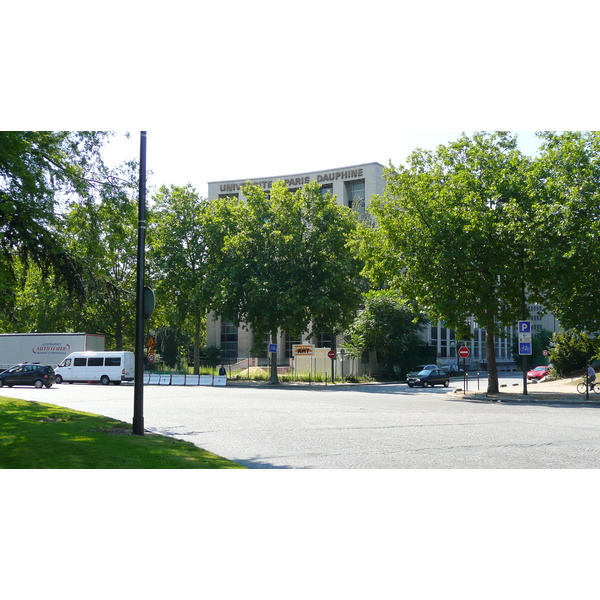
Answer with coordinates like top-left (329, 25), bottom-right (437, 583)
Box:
top-left (327, 350), bottom-right (336, 359)
top-left (458, 346), bottom-right (470, 358)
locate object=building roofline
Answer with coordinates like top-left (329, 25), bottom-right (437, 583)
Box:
top-left (207, 162), bottom-right (385, 185)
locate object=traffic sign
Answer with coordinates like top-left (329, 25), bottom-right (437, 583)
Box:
top-left (268, 343), bottom-right (277, 353)
top-left (519, 342), bottom-right (532, 355)
top-left (327, 350), bottom-right (336, 359)
top-left (518, 320), bottom-right (531, 334)
top-left (543, 350), bottom-right (549, 356)
top-left (518, 333), bottom-right (532, 342)
top-left (458, 346), bottom-right (470, 358)
top-left (147, 352), bottom-right (156, 362)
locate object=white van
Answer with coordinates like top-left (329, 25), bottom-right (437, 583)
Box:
top-left (55, 351), bottom-right (134, 385)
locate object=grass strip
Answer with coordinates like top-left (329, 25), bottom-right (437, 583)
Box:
top-left (0, 397), bottom-right (244, 469)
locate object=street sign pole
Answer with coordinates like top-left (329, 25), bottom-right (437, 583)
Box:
top-left (518, 320), bottom-right (531, 396)
top-left (328, 350), bottom-right (336, 382)
top-left (458, 346), bottom-right (470, 394)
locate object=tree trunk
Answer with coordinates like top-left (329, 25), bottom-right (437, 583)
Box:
top-left (269, 330), bottom-right (279, 384)
top-left (194, 319), bottom-right (201, 375)
top-left (485, 316), bottom-right (499, 394)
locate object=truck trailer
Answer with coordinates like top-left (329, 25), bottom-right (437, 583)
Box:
top-left (0, 333), bottom-right (106, 370)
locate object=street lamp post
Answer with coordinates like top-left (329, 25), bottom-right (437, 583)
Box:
top-left (133, 132), bottom-right (147, 436)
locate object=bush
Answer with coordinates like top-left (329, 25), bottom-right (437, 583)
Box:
top-left (549, 330), bottom-right (600, 376)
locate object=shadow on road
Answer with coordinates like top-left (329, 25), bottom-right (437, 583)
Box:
top-left (233, 456), bottom-right (310, 469)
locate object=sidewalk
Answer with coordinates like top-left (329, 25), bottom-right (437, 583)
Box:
top-left (447, 376), bottom-right (600, 405)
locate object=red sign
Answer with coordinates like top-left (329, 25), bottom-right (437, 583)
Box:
top-left (327, 350), bottom-right (336, 359)
top-left (458, 346), bottom-right (470, 358)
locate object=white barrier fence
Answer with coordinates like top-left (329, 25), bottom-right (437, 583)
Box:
top-left (142, 374), bottom-right (227, 386)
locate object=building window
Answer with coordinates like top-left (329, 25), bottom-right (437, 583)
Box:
top-left (320, 184), bottom-right (333, 197)
top-left (218, 193), bottom-right (239, 200)
top-left (316, 332), bottom-right (334, 348)
top-left (220, 321), bottom-right (238, 358)
top-left (285, 334), bottom-right (301, 359)
top-left (345, 179), bottom-right (365, 210)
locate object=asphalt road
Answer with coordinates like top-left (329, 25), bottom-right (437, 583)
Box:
top-left (3, 375), bottom-right (600, 468)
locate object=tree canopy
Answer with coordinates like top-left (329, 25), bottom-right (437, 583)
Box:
top-left (529, 131), bottom-right (600, 333)
top-left (0, 131), bottom-right (111, 316)
top-left (203, 180), bottom-right (365, 382)
top-left (360, 132), bottom-right (538, 392)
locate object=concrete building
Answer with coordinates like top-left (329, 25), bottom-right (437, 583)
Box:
top-left (208, 162), bottom-right (385, 208)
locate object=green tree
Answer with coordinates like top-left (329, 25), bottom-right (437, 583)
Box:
top-left (343, 290), bottom-right (425, 378)
top-left (205, 180), bottom-right (364, 383)
top-left (149, 184), bottom-right (212, 373)
top-left (60, 160), bottom-right (139, 349)
top-left (530, 132), bottom-right (600, 333)
top-left (360, 132), bottom-right (539, 393)
top-left (548, 330), bottom-right (599, 377)
top-left (0, 131), bottom-right (111, 319)
top-left (155, 326), bottom-right (180, 369)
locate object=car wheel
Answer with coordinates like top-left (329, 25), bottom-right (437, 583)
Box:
top-left (444, 380), bottom-right (449, 387)
top-left (45, 383), bottom-right (53, 388)
top-left (113, 381), bottom-right (121, 386)
top-left (422, 381), bottom-right (427, 388)
top-left (408, 383), bottom-right (413, 388)
top-left (100, 375), bottom-right (110, 385)
top-left (34, 379), bottom-right (44, 389)
top-left (0, 378), bottom-right (4, 387)
top-left (55, 375), bottom-right (63, 384)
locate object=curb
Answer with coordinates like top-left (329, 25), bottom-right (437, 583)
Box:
top-left (446, 391), bottom-right (600, 405)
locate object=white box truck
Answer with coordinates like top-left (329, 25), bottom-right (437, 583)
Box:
top-left (54, 351), bottom-right (134, 385)
top-left (0, 333), bottom-right (106, 370)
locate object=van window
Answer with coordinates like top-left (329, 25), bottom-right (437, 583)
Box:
top-left (105, 357), bottom-right (121, 367)
top-left (74, 358), bottom-right (87, 367)
top-left (88, 357), bottom-right (104, 367)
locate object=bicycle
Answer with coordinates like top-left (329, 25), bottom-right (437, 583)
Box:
top-left (577, 377), bottom-right (600, 395)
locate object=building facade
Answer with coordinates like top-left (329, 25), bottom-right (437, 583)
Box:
top-left (208, 162), bottom-right (385, 208)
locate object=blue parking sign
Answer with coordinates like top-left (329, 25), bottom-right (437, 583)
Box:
top-left (519, 342), bottom-right (532, 355)
top-left (518, 320), bottom-right (531, 333)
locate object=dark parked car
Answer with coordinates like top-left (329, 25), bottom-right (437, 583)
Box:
top-left (407, 368), bottom-right (450, 388)
top-left (0, 363), bottom-right (55, 388)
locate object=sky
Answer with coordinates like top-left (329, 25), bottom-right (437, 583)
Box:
top-left (5, 3), bottom-right (597, 200)
top-left (101, 130), bottom-right (546, 198)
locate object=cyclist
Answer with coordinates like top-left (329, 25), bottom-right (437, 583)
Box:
top-left (587, 363), bottom-right (596, 390)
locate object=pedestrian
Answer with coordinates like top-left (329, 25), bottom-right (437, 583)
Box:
top-left (218, 364), bottom-right (227, 377)
top-left (587, 363), bottom-right (596, 389)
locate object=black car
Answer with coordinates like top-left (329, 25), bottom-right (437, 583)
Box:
top-left (0, 363), bottom-right (55, 388)
top-left (407, 368), bottom-right (450, 388)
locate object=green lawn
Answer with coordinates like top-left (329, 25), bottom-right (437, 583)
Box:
top-left (0, 397), bottom-right (244, 469)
